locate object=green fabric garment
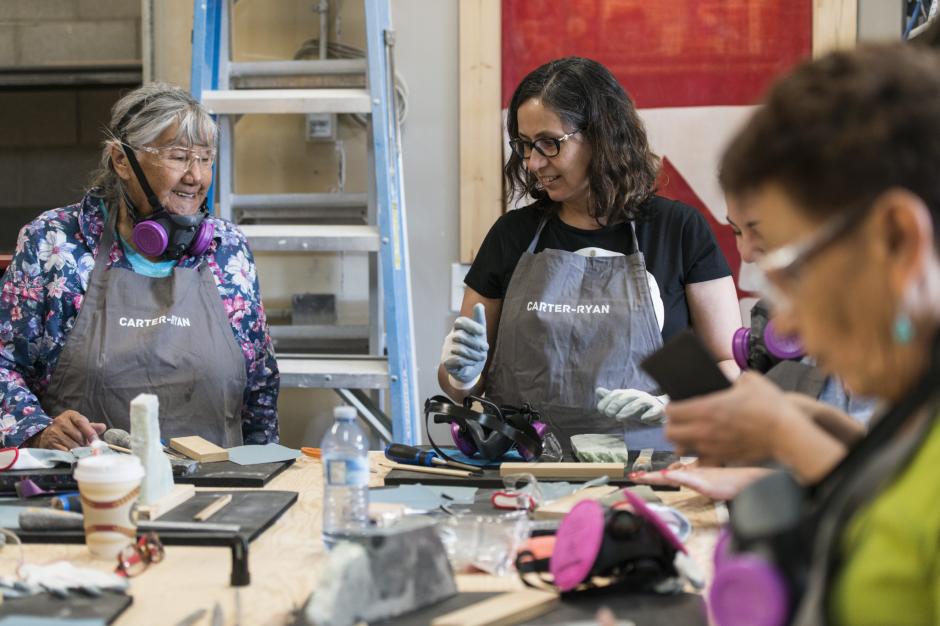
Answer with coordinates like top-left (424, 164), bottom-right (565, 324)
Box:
top-left (831, 416), bottom-right (940, 625)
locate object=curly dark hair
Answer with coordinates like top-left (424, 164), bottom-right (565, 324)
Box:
top-left (504, 57), bottom-right (660, 223)
top-left (720, 43), bottom-right (940, 241)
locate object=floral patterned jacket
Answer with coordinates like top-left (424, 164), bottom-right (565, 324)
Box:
top-left (0, 192), bottom-right (279, 447)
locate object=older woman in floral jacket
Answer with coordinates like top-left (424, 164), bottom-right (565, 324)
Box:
top-left (0, 82), bottom-right (278, 450)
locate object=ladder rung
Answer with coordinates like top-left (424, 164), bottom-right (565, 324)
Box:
top-left (231, 193), bottom-right (367, 211)
top-left (242, 224), bottom-right (379, 251)
top-left (237, 209), bottom-right (365, 223)
top-left (277, 356), bottom-right (388, 389)
top-left (269, 325), bottom-right (370, 340)
top-left (202, 89), bottom-right (372, 114)
top-left (229, 59), bottom-right (366, 78)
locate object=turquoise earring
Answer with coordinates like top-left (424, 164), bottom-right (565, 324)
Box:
top-left (893, 313), bottom-right (915, 344)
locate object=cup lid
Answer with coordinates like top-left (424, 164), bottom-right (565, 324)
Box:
top-left (74, 453), bottom-right (144, 483)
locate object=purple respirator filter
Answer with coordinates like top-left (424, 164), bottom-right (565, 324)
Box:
top-left (709, 527), bottom-right (789, 626)
top-left (548, 491), bottom-right (687, 592)
top-left (549, 499), bottom-right (608, 591)
top-left (732, 321), bottom-right (804, 370)
top-left (133, 219), bottom-right (214, 258)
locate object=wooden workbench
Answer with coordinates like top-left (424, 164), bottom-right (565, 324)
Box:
top-left (0, 455), bottom-right (722, 625)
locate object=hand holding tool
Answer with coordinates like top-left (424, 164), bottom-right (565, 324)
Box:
top-left (384, 443), bottom-right (482, 473)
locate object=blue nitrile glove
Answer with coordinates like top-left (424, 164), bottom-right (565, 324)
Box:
top-left (595, 387), bottom-right (668, 424)
top-left (441, 303), bottom-right (488, 389)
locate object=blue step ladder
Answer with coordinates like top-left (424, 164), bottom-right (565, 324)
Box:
top-left (190, 0), bottom-right (421, 445)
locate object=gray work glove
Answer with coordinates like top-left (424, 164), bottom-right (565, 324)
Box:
top-left (596, 387), bottom-right (668, 424)
top-left (440, 303), bottom-right (488, 389)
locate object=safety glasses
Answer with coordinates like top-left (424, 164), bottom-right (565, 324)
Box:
top-left (132, 144), bottom-right (216, 174)
top-left (756, 202), bottom-right (871, 312)
top-left (115, 532), bottom-right (165, 577)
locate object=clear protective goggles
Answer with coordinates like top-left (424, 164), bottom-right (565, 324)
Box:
top-left (133, 144), bottom-right (216, 174)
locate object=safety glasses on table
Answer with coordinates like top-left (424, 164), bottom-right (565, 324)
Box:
top-left (131, 144), bottom-right (216, 174)
top-left (115, 532), bottom-right (165, 577)
top-left (508, 129), bottom-right (581, 160)
top-left (756, 202), bottom-right (871, 311)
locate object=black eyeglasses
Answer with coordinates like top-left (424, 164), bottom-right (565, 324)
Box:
top-left (509, 130), bottom-right (581, 160)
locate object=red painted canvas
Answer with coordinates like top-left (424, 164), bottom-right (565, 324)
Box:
top-left (502, 0), bottom-right (813, 288)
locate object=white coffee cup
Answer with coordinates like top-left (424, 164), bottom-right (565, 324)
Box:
top-left (74, 454), bottom-right (145, 559)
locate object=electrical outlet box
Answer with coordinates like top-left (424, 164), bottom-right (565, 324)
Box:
top-left (306, 113), bottom-right (337, 142)
top-left (450, 263), bottom-right (470, 312)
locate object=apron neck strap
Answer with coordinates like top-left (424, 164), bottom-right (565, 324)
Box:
top-left (87, 202), bottom-right (121, 284)
top-left (99, 200), bottom-right (120, 253)
top-left (526, 214), bottom-right (642, 254)
top-left (628, 220), bottom-right (641, 254)
top-left (526, 216), bottom-right (550, 253)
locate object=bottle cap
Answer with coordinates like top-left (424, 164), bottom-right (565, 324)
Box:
top-left (334, 405), bottom-right (357, 420)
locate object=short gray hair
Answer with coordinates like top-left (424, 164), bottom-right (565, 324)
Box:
top-left (89, 82), bottom-right (218, 206)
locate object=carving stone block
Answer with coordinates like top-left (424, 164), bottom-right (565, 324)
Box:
top-left (129, 393), bottom-right (174, 505)
top-left (301, 519), bottom-right (457, 626)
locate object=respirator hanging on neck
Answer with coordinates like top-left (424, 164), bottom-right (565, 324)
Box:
top-left (117, 144), bottom-right (214, 260)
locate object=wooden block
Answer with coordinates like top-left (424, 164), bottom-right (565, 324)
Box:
top-left (169, 436), bottom-right (229, 463)
top-left (532, 485), bottom-right (620, 521)
top-left (431, 590), bottom-right (558, 626)
top-left (498, 462), bottom-right (624, 480)
top-left (137, 483), bottom-right (195, 521)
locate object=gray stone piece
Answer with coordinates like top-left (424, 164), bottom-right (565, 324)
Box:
top-left (300, 519), bottom-right (457, 626)
top-left (571, 433), bottom-right (631, 463)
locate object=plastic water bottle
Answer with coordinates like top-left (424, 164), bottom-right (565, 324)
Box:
top-left (321, 405), bottom-right (370, 547)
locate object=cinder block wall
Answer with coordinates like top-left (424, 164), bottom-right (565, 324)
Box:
top-left (0, 0), bottom-right (141, 252)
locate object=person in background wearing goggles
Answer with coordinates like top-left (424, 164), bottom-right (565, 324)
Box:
top-left (630, 191), bottom-right (876, 500)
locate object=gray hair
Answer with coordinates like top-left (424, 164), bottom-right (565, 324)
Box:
top-left (89, 82), bottom-right (218, 206)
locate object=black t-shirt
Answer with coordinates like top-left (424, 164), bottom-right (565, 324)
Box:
top-left (464, 195), bottom-right (731, 340)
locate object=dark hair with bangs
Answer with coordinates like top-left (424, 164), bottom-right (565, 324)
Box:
top-left (504, 57), bottom-right (660, 223)
top-left (719, 43), bottom-right (940, 246)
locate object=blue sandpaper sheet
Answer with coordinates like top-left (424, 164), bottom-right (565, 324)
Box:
top-left (228, 444), bottom-right (301, 466)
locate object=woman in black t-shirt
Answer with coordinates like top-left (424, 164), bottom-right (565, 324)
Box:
top-left (438, 57), bottom-right (741, 452)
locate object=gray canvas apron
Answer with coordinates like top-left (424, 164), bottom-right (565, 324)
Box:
top-left (42, 207), bottom-right (247, 447)
top-left (485, 216), bottom-right (668, 453)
